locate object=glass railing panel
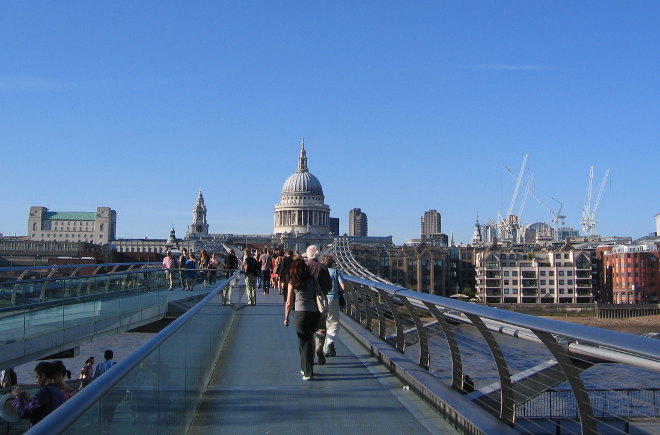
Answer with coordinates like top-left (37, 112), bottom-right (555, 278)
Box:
top-left (32, 272), bottom-right (240, 434)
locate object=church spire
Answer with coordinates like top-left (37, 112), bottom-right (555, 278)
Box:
top-left (196, 188), bottom-right (205, 206)
top-left (186, 188), bottom-right (209, 239)
top-left (297, 139), bottom-right (308, 173)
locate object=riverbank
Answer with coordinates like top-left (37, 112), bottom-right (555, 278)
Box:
top-left (544, 313), bottom-right (660, 335)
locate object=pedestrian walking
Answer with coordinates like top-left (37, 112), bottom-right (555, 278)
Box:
top-left (321, 255), bottom-right (345, 358)
top-left (178, 248), bottom-right (188, 288)
top-left (243, 250), bottom-right (260, 305)
top-left (283, 257), bottom-right (321, 381)
top-left (208, 253), bottom-right (219, 285)
top-left (185, 252), bottom-right (198, 291)
top-left (162, 251), bottom-right (177, 290)
top-left (94, 350), bottom-right (116, 378)
top-left (223, 249), bottom-right (238, 305)
top-left (79, 356), bottom-right (95, 388)
top-left (259, 249), bottom-right (272, 295)
top-left (199, 250), bottom-right (210, 288)
top-left (305, 245), bottom-right (332, 365)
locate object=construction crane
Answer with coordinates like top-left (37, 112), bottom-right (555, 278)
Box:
top-left (581, 166), bottom-right (611, 235)
top-left (502, 165), bottom-right (566, 228)
top-left (518, 172), bottom-right (534, 219)
top-left (498, 154), bottom-right (528, 241)
top-left (507, 154), bottom-right (528, 219)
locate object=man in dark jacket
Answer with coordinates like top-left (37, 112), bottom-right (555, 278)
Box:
top-left (305, 245), bottom-right (332, 365)
top-left (243, 250), bottom-right (260, 305)
top-left (222, 249), bottom-right (239, 305)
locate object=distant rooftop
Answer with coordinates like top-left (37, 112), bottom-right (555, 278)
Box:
top-left (43, 211), bottom-right (97, 221)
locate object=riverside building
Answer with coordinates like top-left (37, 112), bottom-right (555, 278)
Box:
top-left (474, 238), bottom-right (595, 304)
top-left (28, 206), bottom-right (116, 245)
top-left (599, 242), bottom-right (659, 304)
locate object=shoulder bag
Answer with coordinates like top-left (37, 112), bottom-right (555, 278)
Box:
top-left (315, 279), bottom-right (328, 315)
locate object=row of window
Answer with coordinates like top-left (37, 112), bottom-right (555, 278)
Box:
top-left (614, 263), bottom-right (642, 268)
top-left (501, 270), bottom-right (574, 277)
top-left (502, 288), bottom-right (575, 294)
top-left (34, 233), bottom-right (103, 241)
top-left (49, 221), bottom-right (93, 226)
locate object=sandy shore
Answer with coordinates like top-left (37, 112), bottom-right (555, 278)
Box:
top-left (543, 314), bottom-right (660, 335)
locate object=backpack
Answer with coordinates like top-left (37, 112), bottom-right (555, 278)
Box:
top-left (245, 257), bottom-right (260, 275)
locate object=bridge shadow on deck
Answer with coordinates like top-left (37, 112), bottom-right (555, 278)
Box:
top-left (189, 289), bottom-right (453, 435)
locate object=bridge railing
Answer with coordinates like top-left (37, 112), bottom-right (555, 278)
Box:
top-left (25, 270), bottom-right (241, 435)
top-left (341, 275), bottom-right (660, 435)
top-left (0, 263), bottom-right (233, 370)
top-left (0, 263), bottom-right (163, 309)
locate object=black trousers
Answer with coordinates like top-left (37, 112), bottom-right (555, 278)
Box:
top-left (294, 310), bottom-right (320, 378)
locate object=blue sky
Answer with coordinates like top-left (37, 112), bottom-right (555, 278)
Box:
top-left (1, 1), bottom-right (658, 245)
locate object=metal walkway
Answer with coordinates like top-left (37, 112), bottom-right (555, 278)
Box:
top-left (189, 290), bottom-right (454, 434)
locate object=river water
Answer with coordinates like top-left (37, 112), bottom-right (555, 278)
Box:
top-left (405, 321), bottom-right (660, 391)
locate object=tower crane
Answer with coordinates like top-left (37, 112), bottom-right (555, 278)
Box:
top-left (507, 154), bottom-right (528, 219)
top-left (581, 166), bottom-right (611, 235)
top-left (502, 165), bottom-right (566, 227)
top-left (499, 154), bottom-right (528, 241)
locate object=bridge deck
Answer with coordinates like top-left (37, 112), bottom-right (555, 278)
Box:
top-left (189, 290), bottom-right (454, 434)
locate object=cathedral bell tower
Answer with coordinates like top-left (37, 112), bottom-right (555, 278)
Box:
top-left (186, 189), bottom-right (209, 239)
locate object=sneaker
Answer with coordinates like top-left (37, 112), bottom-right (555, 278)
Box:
top-left (329, 343), bottom-right (336, 357)
top-left (316, 349), bottom-right (326, 365)
top-left (302, 375), bottom-right (312, 381)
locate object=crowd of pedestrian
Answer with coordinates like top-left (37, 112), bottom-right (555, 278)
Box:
top-left (161, 248), bottom-right (242, 292)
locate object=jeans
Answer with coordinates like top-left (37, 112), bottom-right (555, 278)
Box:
top-left (261, 270), bottom-right (271, 293)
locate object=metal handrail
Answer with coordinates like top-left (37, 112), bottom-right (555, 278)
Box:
top-left (342, 274), bottom-right (660, 435)
top-left (346, 275), bottom-right (660, 363)
top-left (0, 262), bottom-right (160, 273)
top-left (26, 270), bottom-right (241, 435)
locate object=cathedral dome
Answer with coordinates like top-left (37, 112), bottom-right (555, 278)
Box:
top-left (274, 140), bottom-right (331, 236)
top-left (279, 140), bottom-right (324, 196)
top-left (281, 171), bottom-right (324, 195)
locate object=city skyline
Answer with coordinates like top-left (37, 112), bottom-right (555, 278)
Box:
top-left (1, 2), bottom-right (659, 244)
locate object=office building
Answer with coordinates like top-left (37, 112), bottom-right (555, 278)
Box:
top-left (329, 217), bottom-right (340, 236)
top-left (421, 210), bottom-right (441, 238)
top-left (349, 208), bottom-right (368, 237)
top-left (28, 206), bottom-right (116, 245)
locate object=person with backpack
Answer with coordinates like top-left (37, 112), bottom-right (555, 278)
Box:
top-left (243, 250), bottom-right (260, 306)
